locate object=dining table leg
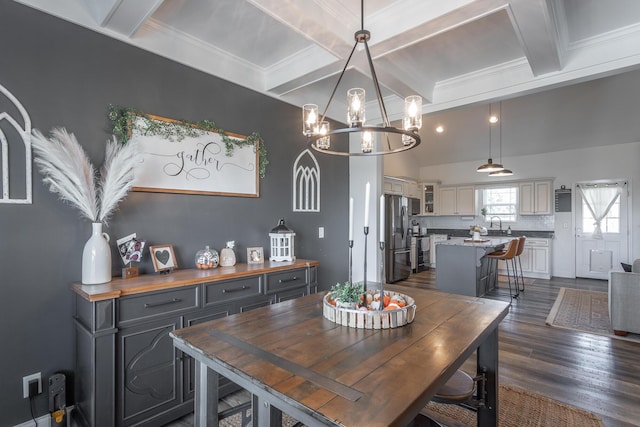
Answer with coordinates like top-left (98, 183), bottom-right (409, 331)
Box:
top-left (476, 328), bottom-right (499, 427)
top-left (194, 361), bottom-right (219, 426)
top-left (251, 393), bottom-right (284, 427)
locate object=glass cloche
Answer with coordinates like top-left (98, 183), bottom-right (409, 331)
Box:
top-left (195, 245), bottom-right (219, 269)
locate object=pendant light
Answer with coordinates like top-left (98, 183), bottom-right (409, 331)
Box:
top-left (490, 102), bottom-right (513, 176)
top-left (302, 0), bottom-right (422, 156)
top-left (477, 103), bottom-right (503, 172)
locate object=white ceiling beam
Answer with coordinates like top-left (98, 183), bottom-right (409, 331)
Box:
top-left (83, 0), bottom-right (167, 37)
top-left (505, 0), bottom-right (562, 76)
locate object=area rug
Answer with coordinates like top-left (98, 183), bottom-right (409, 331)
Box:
top-left (423, 384), bottom-right (604, 427)
top-left (545, 287), bottom-right (640, 343)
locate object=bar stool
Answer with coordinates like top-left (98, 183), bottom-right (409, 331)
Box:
top-left (514, 236), bottom-right (526, 293)
top-left (486, 238), bottom-right (519, 300)
top-left (413, 369), bottom-right (487, 427)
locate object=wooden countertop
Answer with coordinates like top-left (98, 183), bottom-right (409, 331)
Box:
top-left (71, 259), bottom-right (319, 302)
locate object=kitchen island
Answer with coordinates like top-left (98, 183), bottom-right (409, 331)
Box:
top-left (436, 238), bottom-right (513, 297)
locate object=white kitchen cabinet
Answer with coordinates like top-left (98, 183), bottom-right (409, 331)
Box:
top-left (500, 237), bottom-right (551, 280)
top-left (405, 181), bottom-right (421, 199)
top-left (519, 180), bottom-right (552, 215)
top-left (383, 177), bottom-right (404, 195)
top-left (438, 185), bottom-right (475, 215)
top-left (420, 183), bottom-right (438, 215)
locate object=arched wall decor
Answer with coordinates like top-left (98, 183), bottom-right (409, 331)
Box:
top-left (0, 83), bottom-right (32, 204)
top-left (293, 149), bottom-right (320, 212)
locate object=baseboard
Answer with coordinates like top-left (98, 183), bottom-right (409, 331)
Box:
top-left (14, 406), bottom-right (75, 427)
top-left (13, 413), bottom-right (50, 427)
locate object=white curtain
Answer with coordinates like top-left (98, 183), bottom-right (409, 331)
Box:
top-left (578, 184), bottom-right (621, 238)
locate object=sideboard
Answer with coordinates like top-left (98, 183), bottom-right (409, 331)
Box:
top-left (71, 259), bottom-right (319, 427)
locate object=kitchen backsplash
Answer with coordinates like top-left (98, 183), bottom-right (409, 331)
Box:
top-left (412, 214), bottom-right (555, 232)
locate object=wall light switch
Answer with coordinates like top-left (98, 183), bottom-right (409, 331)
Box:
top-left (318, 227), bottom-right (324, 238)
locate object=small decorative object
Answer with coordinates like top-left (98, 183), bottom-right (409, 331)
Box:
top-left (269, 219), bottom-right (296, 262)
top-left (220, 241), bottom-right (237, 267)
top-left (323, 289), bottom-right (416, 329)
top-left (31, 128), bottom-right (140, 284)
top-left (247, 247), bottom-right (264, 264)
top-left (116, 233), bottom-right (146, 279)
top-left (329, 282), bottom-right (364, 309)
top-left (0, 83), bottom-right (32, 204)
top-left (469, 224), bottom-right (487, 241)
top-left (195, 245), bottom-right (219, 269)
top-left (481, 207), bottom-right (488, 217)
top-left (150, 245), bottom-right (178, 273)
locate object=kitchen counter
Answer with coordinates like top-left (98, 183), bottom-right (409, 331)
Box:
top-left (438, 237), bottom-right (513, 247)
top-left (435, 239), bottom-right (506, 297)
top-left (428, 228), bottom-right (554, 239)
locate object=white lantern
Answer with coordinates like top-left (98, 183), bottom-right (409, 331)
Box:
top-left (269, 219), bottom-right (296, 262)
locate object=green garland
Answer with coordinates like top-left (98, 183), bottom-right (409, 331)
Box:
top-left (107, 105), bottom-right (268, 178)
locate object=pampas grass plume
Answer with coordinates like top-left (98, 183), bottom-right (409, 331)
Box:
top-left (31, 128), bottom-right (139, 223)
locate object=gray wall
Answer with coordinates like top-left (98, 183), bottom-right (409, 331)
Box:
top-left (0, 2), bottom-right (349, 424)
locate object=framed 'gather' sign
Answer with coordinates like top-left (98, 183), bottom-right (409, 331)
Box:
top-left (128, 114), bottom-right (259, 197)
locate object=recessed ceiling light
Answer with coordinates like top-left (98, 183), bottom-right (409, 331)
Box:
top-left (435, 125), bottom-right (444, 133)
top-left (489, 115), bottom-right (498, 124)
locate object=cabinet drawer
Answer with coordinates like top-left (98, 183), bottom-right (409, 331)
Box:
top-left (118, 287), bottom-right (198, 324)
top-left (204, 276), bottom-right (261, 305)
top-left (264, 268), bottom-right (307, 294)
top-left (525, 238), bottom-right (549, 247)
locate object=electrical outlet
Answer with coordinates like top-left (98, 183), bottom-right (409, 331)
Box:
top-left (23, 372), bottom-right (41, 398)
top-left (318, 227), bottom-right (324, 238)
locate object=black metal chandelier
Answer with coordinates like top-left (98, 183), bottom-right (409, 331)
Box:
top-left (302, 0), bottom-right (422, 156)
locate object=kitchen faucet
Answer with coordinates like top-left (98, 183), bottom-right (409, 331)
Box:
top-left (490, 216), bottom-right (503, 233)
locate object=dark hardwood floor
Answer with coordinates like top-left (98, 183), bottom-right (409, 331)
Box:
top-left (397, 270), bottom-right (640, 427)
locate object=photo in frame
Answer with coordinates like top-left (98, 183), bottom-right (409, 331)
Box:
top-left (150, 244), bottom-right (178, 272)
top-left (247, 247), bottom-right (264, 264)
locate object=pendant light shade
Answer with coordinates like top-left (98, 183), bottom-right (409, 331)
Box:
top-left (477, 103), bottom-right (503, 173)
top-left (489, 167), bottom-right (513, 176)
top-left (477, 158), bottom-right (503, 173)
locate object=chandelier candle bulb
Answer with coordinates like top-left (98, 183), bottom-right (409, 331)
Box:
top-left (361, 131), bottom-right (373, 153)
top-left (302, 104), bottom-right (318, 136)
top-left (403, 95), bottom-right (422, 130)
top-left (317, 121), bottom-right (330, 149)
top-left (347, 88), bottom-right (365, 127)
top-left (364, 182), bottom-right (370, 228)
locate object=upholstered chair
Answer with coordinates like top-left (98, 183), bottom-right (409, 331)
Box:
top-left (608, 259), bottom-right (640, 336)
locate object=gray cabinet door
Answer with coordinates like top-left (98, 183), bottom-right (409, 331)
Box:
top-left (117, 317), bottom-right (181, 426)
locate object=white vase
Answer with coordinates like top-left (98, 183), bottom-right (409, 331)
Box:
top-left (220, 247), bottom-right (236, 267)
top-left (473, 231), bottom-right (481, 241)
top-left (82, 222), bottom-right (112, 284)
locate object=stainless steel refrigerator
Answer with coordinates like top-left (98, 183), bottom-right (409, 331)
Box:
top-left (384, 194), bottom-right (411, 283)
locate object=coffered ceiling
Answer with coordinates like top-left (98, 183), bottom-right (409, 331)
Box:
top-left (13, 0), bottom-right (640, 163)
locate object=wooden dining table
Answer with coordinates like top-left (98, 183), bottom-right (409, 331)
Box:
top-left (170, 284), bottom-right (510, 427)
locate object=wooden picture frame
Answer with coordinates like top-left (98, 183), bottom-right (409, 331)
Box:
top-left (150, 244), bottom-right (178, 272)
top-left (247, 247), bottom-right (264, 264)
top-left (129, 113), bottom-right (259, 197)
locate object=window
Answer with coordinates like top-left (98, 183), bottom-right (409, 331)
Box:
top-left (581, 196), bottom-right (620, 234)
top-left (481, 187), bottom-right (517, 222)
